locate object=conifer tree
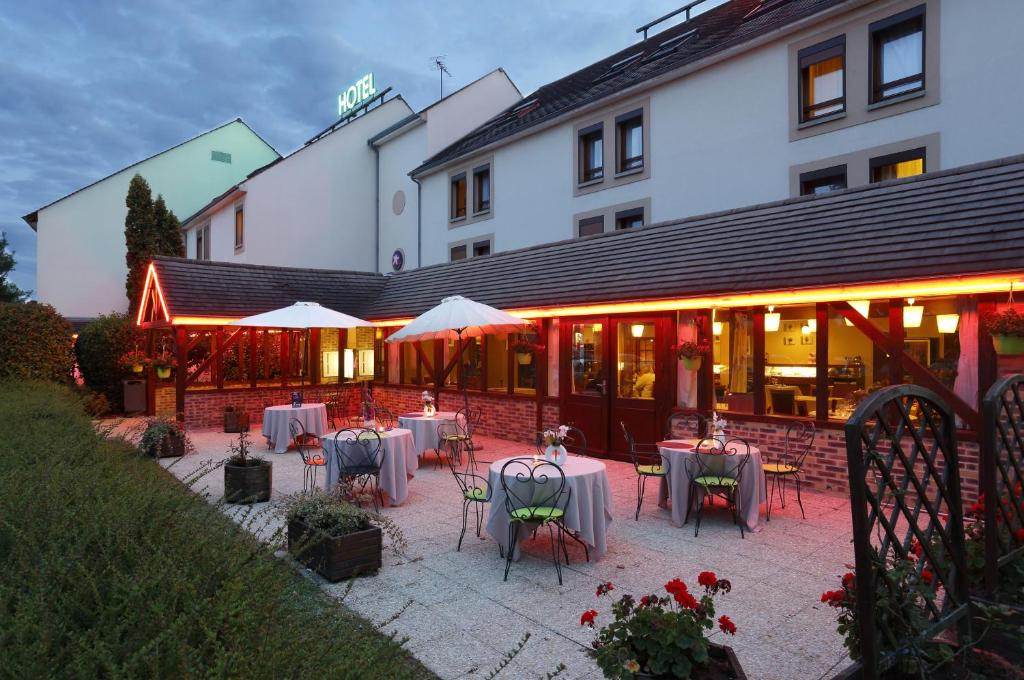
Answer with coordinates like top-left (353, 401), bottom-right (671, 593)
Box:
top-left (0, 232), bottom-right (30, 303)
top-left (152, 194), bottom-right (184, 257)
top-left (124, 174), bottom-right (156, 316)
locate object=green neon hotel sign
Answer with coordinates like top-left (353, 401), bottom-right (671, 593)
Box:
top-left (338, 73), bottom-right (377, 116)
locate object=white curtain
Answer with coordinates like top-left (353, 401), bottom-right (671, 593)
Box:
top-left (547, 319), bottom-right (559, 397)
top-left (387, 341), bottom-right (400, 384)
top-left (730, 312), bottom-right (750, 394)
top-left (882, 32), bottom-right (922, 84)
top-left (953, 298), bottom-right (977, 428)
top-left (676, 313), bottom-right (698, 408)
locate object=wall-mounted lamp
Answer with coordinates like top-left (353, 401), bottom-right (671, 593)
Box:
top-left (630, 323), bottom-right (646, 338)
top-left (806, 319), bottom-right (817, 332)
top-left (800, 324), bottom-right (812, 335)
top-left (903, 298), bottom-right (924, 328)
top-left (844, 300), bottom-right (871, 326)
top-left (936, 313), bottom-right (960, 334)
top-left (713, 321), bottom-right (723, 336)
top-left (765, 305), bottom-right (780, 332)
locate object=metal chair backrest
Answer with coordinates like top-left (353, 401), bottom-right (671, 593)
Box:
top-left (783, 420), bottom-right (816, 469)
top-left (499, 457), bottom-right (569, 519)
top-left (455, 406), bottom-right (483, 435)
top-left (332, 428), bottom-right (384, 474)
top-left (620, 421), bottom-right (661, 472)
top-left (564, 425), bottom-right (588, 457)
top-left (686, 436), bottom-right (751, 486)
top-left (374, 406), bottom-right (396, 431)
top-left (288, 418), bottom-right (313, 464)
top-left (445, 436), bottom-right (490, 500)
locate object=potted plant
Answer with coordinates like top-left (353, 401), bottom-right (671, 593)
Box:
top-left (582, 572), bottom-right (746, 679)
top-left (281, 489), bottom-right (406, 582)
top-left (151, 353), bottom-right (177, 379)
top-left (224, 430), bottom-right (272, 504)
top-left (119, 349), bottom-right (149, 374)
top-left (511, 338), bottom-right (544, 365)
top-left (983, 307), bottom-right (1024, 356)
top-left (139, 417), bottom-right (193, 458)
top-left (676, 341), bottom-right (711, 370)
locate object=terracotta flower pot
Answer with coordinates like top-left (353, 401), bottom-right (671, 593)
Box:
top-left (287, 518), bottom-right (382, 581)
top-left (682, 355), bottom-right (703, 370)
top-left (224, 459), bottom-right (272, 504)
top-left (992, 334), bottom-right (1024, 356)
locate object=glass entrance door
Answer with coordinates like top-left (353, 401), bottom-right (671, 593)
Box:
top-left (561, 320), bottom-right (609, 452)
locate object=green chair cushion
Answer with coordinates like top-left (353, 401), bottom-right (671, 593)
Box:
top-left (693, 475), bottom-right (739, 488)
top-left (442, 433), bottom-right (471, 442)
top-left (464, 487), bottom-right (488, 501)
top-left (637, 464), bottom-right (667, 476)
top-left (510, 506), bottom-right (564, 522)
top-left (763, 462), bottom-right (800, 475)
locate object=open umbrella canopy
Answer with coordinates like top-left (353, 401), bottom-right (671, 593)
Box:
top-left (385, 296), bottom-right (529, 343)
top-left (228, 301), bottom-right (372, 329)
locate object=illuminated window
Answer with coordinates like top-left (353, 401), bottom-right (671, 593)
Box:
top-left (578, 124), bottom-right (603, 183)
top-left (485, 334), bottom-right (508, 392)
top-left (717, 312), bottom-right (753, 413)
top-left (617, 321), bottom-right (655, 400)
top-left (800, 165), bottom-right (847, 195)
top-left (799, 36), bottom-right (845, 122)
top-left (473, 165), bottom-right (491, 213)
top-left (870, 6), bottom-right (925, 103)
top-left (571, 322), bottom-right (604, 396)
top-left (870, 148), bottom-right (925, 182)
top-left (578, 215), bottom-right (604, 237)
top-left (450, 172), bottom-right (467, 219)
top-left (234, 205), bottom-right (244, 249)
top-left (616, 110), bottom-right (643, 173)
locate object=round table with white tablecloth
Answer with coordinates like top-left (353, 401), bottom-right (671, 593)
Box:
top-left (397, 411), bottom-right (459, 459)
top-left (486, 455), bottom-right (613, 561)
top-left (656, 439), bottom-right (766, 533)
top-left (261, 403), bottom-right (329, 454)
top-left (321, 428), bottom-right (418, 506)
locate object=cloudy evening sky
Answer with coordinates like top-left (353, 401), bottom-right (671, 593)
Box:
top-left (1, 0), bottom-right (727, 294)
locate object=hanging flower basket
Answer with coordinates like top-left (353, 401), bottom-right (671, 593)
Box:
top-left (676, 341), bottom-right (710, 370)
top-left (516, 351), bottom-right (534, 365)
top-left (993, 334), bottom-right (1024, 356)
top-left (682, 355), bottom-right (702, 370)
top-left (119, 349), bottom-right (149, 374)
top-left (983, 308), bottom-right (1024, 356)
top-left (511, 338), bottom-right (544, 365)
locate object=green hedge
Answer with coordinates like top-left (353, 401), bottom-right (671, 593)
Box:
top-left (74, 313), bottom-right (141, 411)
top-left (0, 382), bottom-right (435, 680)
top-left (0, 302), bottom-right (74, 381)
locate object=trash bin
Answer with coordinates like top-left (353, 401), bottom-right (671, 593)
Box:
top-left (123, 379), bottom-right (147, 414)
top-left (224, 406), bottom-right (250, 433)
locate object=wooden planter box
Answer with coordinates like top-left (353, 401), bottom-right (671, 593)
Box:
top-left (224, 460), bottom-right (272, 504)
top-left (157, 433), bottom-right (186, 458)
top-left (636, 643), bottom-right (746, 680)
top-left (287, 518), bottom-right (382, 582)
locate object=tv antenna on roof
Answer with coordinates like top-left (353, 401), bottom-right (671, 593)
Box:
top-left (432, 56), bottom-right (451, 99)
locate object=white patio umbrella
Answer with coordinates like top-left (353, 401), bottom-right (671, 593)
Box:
top-left (230, 302), bottom-right (372, 387)
top-left (386, 295), bottom-right (530, 413)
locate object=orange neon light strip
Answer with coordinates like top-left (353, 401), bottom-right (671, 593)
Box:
top-left (369, 273), bottom-right (1024, 325)
top-left (171, 316), bottom-right (244, 326)
top-left (136, 263), bottom-right (171, 326)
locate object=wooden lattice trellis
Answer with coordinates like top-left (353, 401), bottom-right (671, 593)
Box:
top-left (843, 385), bottom-right (971, 679)
top-left (980, 373), bottom-right (1024, 595)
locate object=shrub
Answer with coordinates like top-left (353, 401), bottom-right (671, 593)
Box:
top-left (0, 302), bottom-right (74, 381)
top-left (74, 313), bottom-right (143, 411)
top-left (0, 381), bottom-right (435, 680)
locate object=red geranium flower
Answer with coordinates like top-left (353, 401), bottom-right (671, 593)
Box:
top-left (698, 571), bottom-right (718, 588)
top-left (674, 590), bottom-right (699, 610)
top-left (1015, 528), bottom-right (1024, 542)
top-left (580, 609), bottom-right (598, 627)
top-left (820, 590), bottom-right (845, 607)
top-left (639, 595), bottom-right (653, 608)
top-left (596, 582), bottom-right (615, 596)
top-left (664, 578), bottom-right (688, 596)
top-left (910, 540), bottom-right (923, 558)
top-left (921, 568), bottom-right (934, 585)
top-left (718, 615), bottom-right (737, 635)
top-left (841, 572), bottom-right (855, 589)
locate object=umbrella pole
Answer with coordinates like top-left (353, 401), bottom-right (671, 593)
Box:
top-left (458, 329), bottom-right (470, 415)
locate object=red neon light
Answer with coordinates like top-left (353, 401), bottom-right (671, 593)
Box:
top-left (136, 263), bottom-right (171, 326)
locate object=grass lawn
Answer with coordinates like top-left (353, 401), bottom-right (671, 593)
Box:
top-left (0, 381), bottom-right (437, 680)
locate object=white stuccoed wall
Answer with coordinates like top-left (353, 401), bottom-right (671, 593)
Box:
top-left (417, 0), bottom-right (1024, 267)
top-left (33, 120), bottom-right (279, 319)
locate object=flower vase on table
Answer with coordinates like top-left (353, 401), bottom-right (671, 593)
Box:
top-left (711, 411), bottom-right (728, 447)
top-left (421, 391), bottom-right (436, 417)
top-left (541, 425), bottom-right (570, 465)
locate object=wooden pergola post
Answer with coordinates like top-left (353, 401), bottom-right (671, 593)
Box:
top-left (174, 327), bottom-right (187, 422)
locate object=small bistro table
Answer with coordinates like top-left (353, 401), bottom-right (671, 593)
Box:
top-left (398, 411), bottom-right (459, 459)
top-left (656, 439), bottom-right (767, 533)
top-left (322, 428), bottom-right (418, 506)
top-left (261, 403), bottom-right (329, 454)
top-left (486, 455), bottom-right (613, 561)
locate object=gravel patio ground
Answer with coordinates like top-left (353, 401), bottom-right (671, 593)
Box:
top-left (159, 426), bottom-right (854, 680)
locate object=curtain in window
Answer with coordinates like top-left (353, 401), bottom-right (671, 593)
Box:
top-left (547, 320), bottom-right (559, 397)
top-left (953, 298), bottom-right (977, 428)
top-left (882, 30), bottom-right (922, 84)
top-left (677, 313), bottom-right (698, 408)
top-left (808, 56), bottom-right (843, 106)
top-left (729, 312), bottom-right (750, 394)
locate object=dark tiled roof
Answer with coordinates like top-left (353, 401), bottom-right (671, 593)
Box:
top-left (150, 257), bottom-right (385, 320)
top-left (411, 0), bottom-right (848, 176)
top-left (373, 155), bottom-right (1024, 317)
top-left (151, 155), bottom-right (1024, 322)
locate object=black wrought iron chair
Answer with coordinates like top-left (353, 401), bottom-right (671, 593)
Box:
top-left (685, 437), bottom-right (751, 538)
top-left (764, 420), bottom-right (815, 520)
top-left (455, 405), bottom-right (484, 451)
top-left (373, 405), bottom-right (396, 431)
top-left (620, 421), bottom-right (669, 521)
top-left (500, 457), bottom-right (572, 585)
top-left (438, 420), bottom-right (475, 469)
top-left (442, 433), bottom-right (491, 551)
top-left (331, 428), bottom-right (385, 512)
top-left (290, 418), bottom-right (327, 493)
top-left (324, 389), bottom-right (344, 429)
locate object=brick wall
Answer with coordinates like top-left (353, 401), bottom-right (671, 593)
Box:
top-left (180, 385), bottom-right (360, 429)
top-left (154, 386), bottom-right (175, 419)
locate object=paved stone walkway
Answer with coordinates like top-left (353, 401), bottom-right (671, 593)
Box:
top-left (160, 427), bottom-right (854, 680)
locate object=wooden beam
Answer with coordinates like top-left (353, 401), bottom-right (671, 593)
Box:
top-left (145, 329), bottom-right (156, 416)
top-left (977, 297), bottom-right (997, 410)
top-left (752, 308), bottom-right (765, 416)
top-left (249, 329), bottom-right (258, 388)
top-left (184, 328), bottom-right (245, 388)
top-left (697, 309), bottom-right (714, 413)
top-left (174, 327), bottom-right (186, 422)
top-left (214, 328), bottom-right (224, 390)
top-left (888, 298), bottom-right (904, 387)
top-left (536, 321), bottom-right (550, 432)
top-left (310, 328), bottom-right (321, 385)
top-left (414, 341), bottom-right (434, 377)
top-left (815, 302), bottom-right (829, 421)
top-left (837, 303), bottom-right (979, 430)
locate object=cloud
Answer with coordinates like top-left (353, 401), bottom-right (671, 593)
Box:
top-left (0, 0), bottom-right (722, 296)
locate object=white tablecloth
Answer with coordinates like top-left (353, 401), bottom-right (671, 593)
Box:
top-left (322, 428), bottom-right (418, 506)
top-left (261, 403), bottom-right (329, 454)
top-left (398, 411), bottom-right (458, 458)
top-left (656, 439), bottom-right (766, 532)
top-left (486, 455), bottom-right (613, 560)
